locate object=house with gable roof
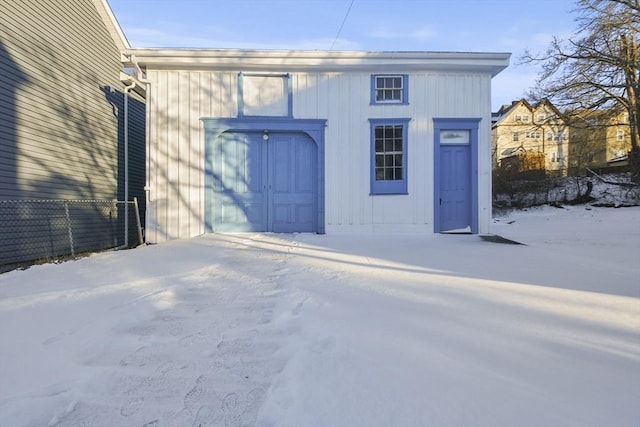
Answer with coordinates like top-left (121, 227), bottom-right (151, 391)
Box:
top-left (568, 109), bottom-right (634, 173)
top-left (0, 0), bottom-right (146, 268)
top-left (492, 99), bottom-right (569, 176)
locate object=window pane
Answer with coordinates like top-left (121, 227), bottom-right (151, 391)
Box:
top-left (392, 77), bottom-right (402, 88)
top-left (375, 155), bottom-right (384, 167)
top-left (376, 168), bottom-right (385, 180)
top-left (384, 126), bottom-right (393, 139)
top-left (375, 139), bottom-right (383, 152)
top-left (385, 168), bottom-right (395, 180)
top-left (395, 168), bottom-right (403, 180)
top-left (375, 127), bottom-right (384, 138)
top-left (385, 154), bottom-right (394, 167)
top-left (394, 154), bottom-right (403, 167)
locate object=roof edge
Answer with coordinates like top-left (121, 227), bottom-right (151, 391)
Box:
top-left (93, 0), bottom-right (130, 51)
top-left (124, 48), bottom-right (511, 76)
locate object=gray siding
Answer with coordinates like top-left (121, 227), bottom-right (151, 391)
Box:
top-left (0, 0), bottom-right (145, 202)
top-left (0, 0), bottom-right (145, 266)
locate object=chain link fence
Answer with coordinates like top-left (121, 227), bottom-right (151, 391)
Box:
top-left (0, 199), bottom-right (143, 273)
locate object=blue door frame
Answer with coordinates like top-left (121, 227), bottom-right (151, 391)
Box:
top-left (433, 118), bottom-right (480, 234)
top-left (202, 117), bottom-right (327, 234)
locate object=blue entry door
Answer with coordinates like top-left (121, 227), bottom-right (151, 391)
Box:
top-left (439, 144), bottom-right (471, 232)
top-left (211, 131), bottom-right (316, 232)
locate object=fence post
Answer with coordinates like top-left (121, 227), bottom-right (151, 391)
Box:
top-left (133, 197), bottom-right (144, 245)
top-left (64, 201), bottom-right (75, 258)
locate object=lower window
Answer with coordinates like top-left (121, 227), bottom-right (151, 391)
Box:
top-left (369, 118), bottom-right (411, 195)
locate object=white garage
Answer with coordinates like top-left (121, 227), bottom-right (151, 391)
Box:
top-left (125, 49), bottom-right (510, 243)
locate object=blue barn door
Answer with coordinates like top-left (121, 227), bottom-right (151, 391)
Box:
top-left (211, 131), bottom-right (316, 232)
top-left (212, 132), bottom-right (267, 232)
top-left (269, 133), bottom-right (317, 232)
top-left (439, 144), bottom-right (471, 232)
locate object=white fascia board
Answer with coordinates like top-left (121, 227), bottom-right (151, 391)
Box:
top-left (125, 49), bottom-right (511, 76)
top-left (93, 0), bottom-right (130, 51)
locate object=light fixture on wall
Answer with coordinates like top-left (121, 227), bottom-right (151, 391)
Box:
top-left (263, 130), bottom-right (269, 141)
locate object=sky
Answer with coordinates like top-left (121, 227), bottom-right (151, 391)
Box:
top-left (107, 0), bottom-right (579, 111)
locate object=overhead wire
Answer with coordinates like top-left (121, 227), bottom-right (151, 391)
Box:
top-left (329, 0), bottom-right (356, 50)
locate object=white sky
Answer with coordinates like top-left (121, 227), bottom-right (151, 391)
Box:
top-left (107, 0), bottom-right (579, 110)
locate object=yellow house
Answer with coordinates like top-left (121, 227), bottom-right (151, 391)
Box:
top-left (492, 99), bottom-right (569, 176)
top-left (569, 109), bottom-right (632, 172)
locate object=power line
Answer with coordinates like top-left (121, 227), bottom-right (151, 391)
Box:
top-left (330, 0), bottom-right (355, 50)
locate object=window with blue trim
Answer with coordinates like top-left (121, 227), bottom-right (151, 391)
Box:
top-left (370, 118), bottom-right (410, 195)
top-left (371, 75), bottom-right (408, 105)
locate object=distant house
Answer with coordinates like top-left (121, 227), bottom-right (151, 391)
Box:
top-left (121, 48), bottom-right (510, 241)
top-left (568, 109), bottom-right (633, 173)
top-left (0, 0), bottom-right (146, 267)
top-left (492, 99), bottom-right (569, 176)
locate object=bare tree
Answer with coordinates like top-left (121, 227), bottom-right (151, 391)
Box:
top-left (521, 0), bottom-right (640, 179)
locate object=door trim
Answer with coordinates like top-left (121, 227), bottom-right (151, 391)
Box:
top-left (202, 117), bottom-right (327, 234)
top-left (433, 118), bottom-right (480, 234)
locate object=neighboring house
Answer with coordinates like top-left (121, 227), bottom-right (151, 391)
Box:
top-left (569, 109), bottom-right (633, 173)
top-left (492, 99), bottom-right (569, 176)
top-left (122, 49), bottom-right (509, 241)
top-left (0, 0), bottom-right (145, 267)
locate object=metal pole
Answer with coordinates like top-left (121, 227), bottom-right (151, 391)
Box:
top-left (64, 202), bottom-right (75, 258)
top-left (133, 197), bottom-right (144, 245)
top-left (123, 88), bottom-right (129, 247)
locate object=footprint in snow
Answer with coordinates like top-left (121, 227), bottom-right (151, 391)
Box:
top-left (310, 336), bottom-right (336, 354)
top-left (221, 388), bottom-right (265, 427)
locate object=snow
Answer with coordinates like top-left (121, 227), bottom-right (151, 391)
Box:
top-left (1, 206), bottom-right (639, 427)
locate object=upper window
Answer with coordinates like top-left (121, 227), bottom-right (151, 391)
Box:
top-left (617, 129), bottom-right (625, 140)
top-left (369, 118), bottom-right (411, 195)
top-left (514, 114), bottom-right (530, 122)
top-left (548, 132), bottom-right (565, 141)
top-left (238, 72), bottom-right (292, 117)
top-left (371, 75), bottom-right (409, 105)
top-left (526, 131), bottom-right (541, 139)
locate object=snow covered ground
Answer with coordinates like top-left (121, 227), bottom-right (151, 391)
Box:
top-left (1, 206), bottom-right (639, 427)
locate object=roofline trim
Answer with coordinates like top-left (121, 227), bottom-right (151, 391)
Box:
top-left (123, 49), bottom-right (511, 76)
top-left (93, 0), bottom-right (130, 51)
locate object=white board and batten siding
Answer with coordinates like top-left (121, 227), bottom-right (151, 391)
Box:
top-left (132, 50), bottom-right (510, 243)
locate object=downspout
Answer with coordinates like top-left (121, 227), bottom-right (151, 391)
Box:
top-left (127, 55), bottom-right (151, 204)
top-left (122, 79), bottom-right (136, 248)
